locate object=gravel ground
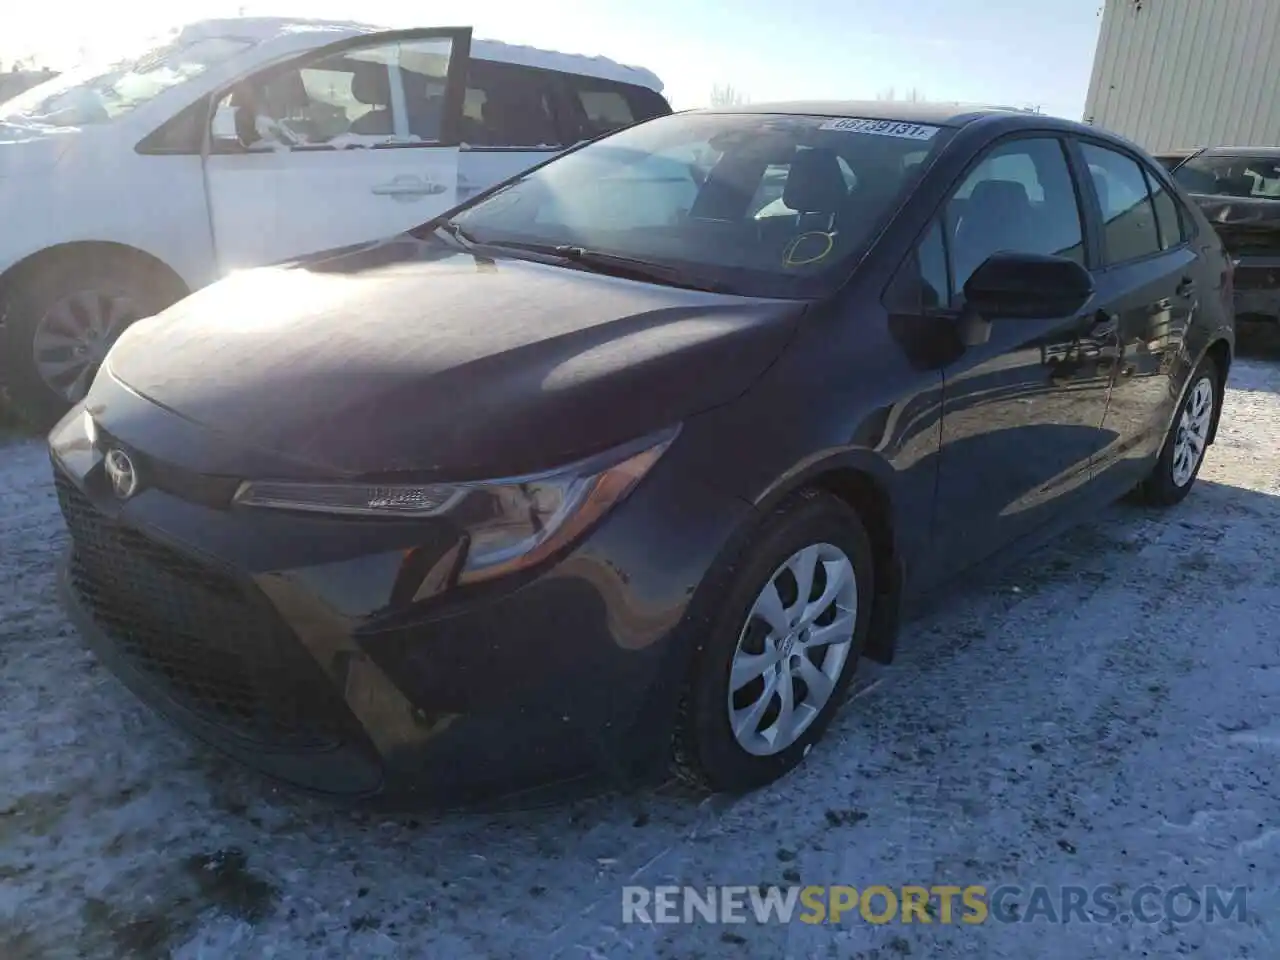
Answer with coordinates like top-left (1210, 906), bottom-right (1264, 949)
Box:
top-left (2, 344), bottom-right (1280, 959)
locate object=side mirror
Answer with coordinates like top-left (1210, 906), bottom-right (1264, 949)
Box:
top-left (962, 251), bottom-right (1094, 321)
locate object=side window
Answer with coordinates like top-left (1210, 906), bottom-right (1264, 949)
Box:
top-left (946, 137), bottom-right (1085, 299)
top-left (572, 81), bottom-right (638, 138)
top-left (1080, 143), bottom-right (1162, 264)
top-left (1144, 168), bottom-right (1188, 250)
top-left (458, 62), bottom-right (563, 147)
top-left (886, 220), bottom-right (949, 314)
top-left (625, 86), bottom-right (672, 123)
top-left (211, 35), bottom-right (457, 151)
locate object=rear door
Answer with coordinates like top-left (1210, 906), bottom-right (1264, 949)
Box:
top-left (1072, 139), bottom-right (1198, 492)
top-left (203, 28), bottom-right (471, 272)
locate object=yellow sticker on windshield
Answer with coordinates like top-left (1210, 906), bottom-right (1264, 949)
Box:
top-left (818, 118), bottom-right (939, 140)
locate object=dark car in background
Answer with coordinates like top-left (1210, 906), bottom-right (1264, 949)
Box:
top-left (1161, 146), bottom-right (1280, 324)
top-left (50, 103), bottom-right (1234, 806)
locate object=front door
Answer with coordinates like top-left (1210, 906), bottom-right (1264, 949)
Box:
top-left (203, 29), bottom-right (472, 272)
top-left (1074, 140), bottom-right (1200, 491)
top-left (929, 135), bottom-right (1117, 574)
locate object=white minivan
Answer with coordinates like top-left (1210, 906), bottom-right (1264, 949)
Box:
top-left (0, 18), bottom-right (670, 425)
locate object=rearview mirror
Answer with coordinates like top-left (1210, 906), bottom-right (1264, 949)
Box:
top-left (962, 252), bottom-right (1094, 321)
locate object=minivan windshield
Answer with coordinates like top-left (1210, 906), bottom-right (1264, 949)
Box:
top-left (444, 112), bottom-right (952, 298)
top-left (1173, 153), bottom-right (1280, 200)
top-left (1, 36), bottom-right (253, 128)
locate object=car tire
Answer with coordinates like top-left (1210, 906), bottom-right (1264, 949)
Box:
top-left (1136, 357), bottom-right (1220, 507)
top-left (0, 249), bottom-right (187, 430)
top-left (673, 490), bottom-right (874, 793)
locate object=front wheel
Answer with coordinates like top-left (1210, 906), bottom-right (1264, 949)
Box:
top-left (1136, 358), bottom-right (1220, 507)
top-left (0, 249), bottom-right (186, 429)
top-left (673, 492), bottom-right (874, 792)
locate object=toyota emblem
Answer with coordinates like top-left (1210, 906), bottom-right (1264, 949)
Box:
top-left (104, 448), bottom-right (140, 501)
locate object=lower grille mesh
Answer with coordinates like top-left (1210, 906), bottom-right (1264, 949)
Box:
top-left (55, 469), bottom-right (349, 752)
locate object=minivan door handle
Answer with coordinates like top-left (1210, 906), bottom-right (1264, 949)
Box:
top-left (1176, 277), bottom-right (1196, 299)
top-left (371, 175), bottom-right (447, 202)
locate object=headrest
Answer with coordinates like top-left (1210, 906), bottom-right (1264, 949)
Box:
top-left (967, 178), bottom-right (1033, 213)
top-left (351, 61), bottom-right (391, 106)
top-left (783, 148), bottom-right (849, 214)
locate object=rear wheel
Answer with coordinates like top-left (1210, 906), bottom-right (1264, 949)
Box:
top-left (1136, 358), bottom-right (1220, 507)
top-left (674, 492), bottom-right (873, 792)
top-left (0, 249), bottom-right (187, 429)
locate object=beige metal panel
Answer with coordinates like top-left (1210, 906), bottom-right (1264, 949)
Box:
top-left (1084, 0), bottom-right (1280, 152)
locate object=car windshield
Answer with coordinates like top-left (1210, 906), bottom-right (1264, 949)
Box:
top-left (445, 112), bottom-right (952, 298)
top-left (1173, 153), bottom-right (1280, 199)
top-left (1, 35), bottom-right (253, 128)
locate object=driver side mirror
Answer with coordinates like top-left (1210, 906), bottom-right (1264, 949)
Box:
top-left (962, 251), bottom-right (1095, 321)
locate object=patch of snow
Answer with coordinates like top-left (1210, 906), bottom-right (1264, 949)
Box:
top-left (2, 355), bottom-right (1280, 956)
top-left (174, 16), bottom-right (665, 92)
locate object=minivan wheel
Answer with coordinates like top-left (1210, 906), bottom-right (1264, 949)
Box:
top-left (1137, 358), bottom-right (1220, 507)
top-left (674, 492), bottom-right (874, 792)
top-left (0, 249), bottom-right (187, 429)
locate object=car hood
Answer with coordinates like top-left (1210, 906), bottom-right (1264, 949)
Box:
top-left (104, 236), bottom-right (805, 478)
top-left (0, 122), bottom-right (77, 174)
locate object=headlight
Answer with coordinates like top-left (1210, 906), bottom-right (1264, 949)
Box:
top-left (232, 427), bottom-right (678, 584)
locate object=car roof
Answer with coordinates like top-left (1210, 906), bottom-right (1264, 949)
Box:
top-left (1195, 145), bottom-right (1280, 158)
top-left (177, 17), bottom-right (665, 92)
top-left (695, 100), bottom-right (1065, 127)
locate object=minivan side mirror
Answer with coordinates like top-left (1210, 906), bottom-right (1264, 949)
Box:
top-left (962, 251), bottom-right (1095, 321)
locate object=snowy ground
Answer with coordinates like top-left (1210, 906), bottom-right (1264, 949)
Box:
top-left (3, 344), bottom-right (1280, 959)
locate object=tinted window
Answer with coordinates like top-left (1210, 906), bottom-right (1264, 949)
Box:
top-left (1145, 168), bottom-right (1187, 249)
top-left (572, 82), bottom-right (637, 137)
top-left (449, 112), bottom-right (952, 298)
top-left (459, 61), bottom-right (562, 147)
top-left (1081, 143), bottom-right (1161, 264)
top-left (1174, 152), bottom-right (1280, 198)
top-left (886, 220), bottom-right (949, 314)
top-left (946, 137), bottom-right (1085, 298)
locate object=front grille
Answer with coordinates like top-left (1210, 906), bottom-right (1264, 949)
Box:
top-left (55, 469), bottom-right (350, 753)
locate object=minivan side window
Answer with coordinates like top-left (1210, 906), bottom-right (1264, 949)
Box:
top-left (1080, 143), bottom-right (1162, 265)
top-left (211, 35), bottom-right (458, 150)
top-left (459, 61), bottom-right (563, 147)
top-left (945, 137), bottom-right (1085, 300)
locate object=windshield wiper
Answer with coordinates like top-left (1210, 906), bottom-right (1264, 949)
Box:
top-left (435, 219), bottom-right (481, 250)
top-left (493, 243), bottom-right (733, 293)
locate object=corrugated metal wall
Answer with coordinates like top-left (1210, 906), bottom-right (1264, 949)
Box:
top-left (1084, 0), bottom-right (1280, 152)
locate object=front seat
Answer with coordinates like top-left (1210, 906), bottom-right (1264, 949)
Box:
top-left (348, 62), bottom-right (395, 137)
top-left (952, 179), bottom-right (1036, 290)
top-left (782, 147), bottom-right (850, 228)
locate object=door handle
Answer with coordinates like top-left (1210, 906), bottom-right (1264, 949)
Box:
top-left (371, 176), bottom-right (447, 201)
top-left (1176, 277), bottom-right (1196, 299)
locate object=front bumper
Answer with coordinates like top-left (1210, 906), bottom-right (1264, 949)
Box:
top-left (48, 397), bottom-right (751, 807)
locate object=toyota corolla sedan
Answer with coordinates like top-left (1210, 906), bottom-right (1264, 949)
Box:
top-left (49, 102), bottom-right (1235, 806)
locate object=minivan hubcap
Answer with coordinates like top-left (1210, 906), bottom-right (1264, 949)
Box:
top-left (1172, 377), bottom-right (1214, 488)
top-left (728, 543), bottom-right (857, 757)
top-left (33, 291), bottom-right (140, 402)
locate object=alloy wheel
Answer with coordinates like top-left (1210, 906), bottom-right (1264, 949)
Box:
top-left (727, 542), bottom-right (858, 757)
top-left (32, 290), bottom-right (141, 403)
top-left (1171, 376), bottom-right (1214, 488)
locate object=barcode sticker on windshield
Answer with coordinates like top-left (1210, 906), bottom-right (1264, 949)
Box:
top-left (818, 118), bottom-right (939, 140)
